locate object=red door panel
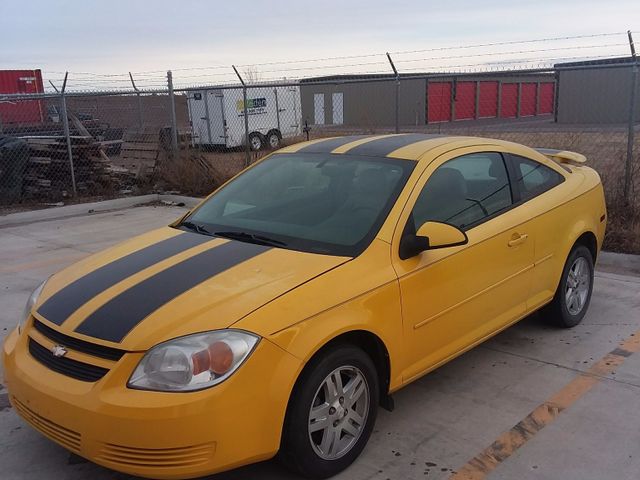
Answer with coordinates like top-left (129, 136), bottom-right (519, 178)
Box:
top-left (478, 81), bottom-right (498, 118)
top-left (539, 82), bottom-right (555, 115)
top-left (428, 82), bottom-right (452, 122)
top-left (454, 81), bottom-right (476, 120)
top-left (500, 83), bottom-right (518, 118)
top-left (520, 83), bottom-right (537, 116)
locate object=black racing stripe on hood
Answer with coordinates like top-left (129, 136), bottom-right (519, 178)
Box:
top-left (37, 232), bottom-right (211, 326)
top-left (74, 241), bottom-right (271, 343)
top-left (296, 135), bottom-right (370, 153)
top-left (344, 134), bottom-right (443, 157)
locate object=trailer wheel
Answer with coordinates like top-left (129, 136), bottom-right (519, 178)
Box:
top-left (249, 133), bottom-right (265, 151)
top-left (266, 130), bottom-right (282, 149)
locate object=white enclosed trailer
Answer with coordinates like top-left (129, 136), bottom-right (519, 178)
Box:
top-left (186, 85), bottom-right (301, 150)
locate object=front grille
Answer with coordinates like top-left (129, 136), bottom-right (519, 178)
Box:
top-left (33, 319), bottom-right (125, 361)
top-left (28, 338), bottom-right (109, 382)
top-left (13, 396), bottom-right (82, 453)
top-left (97, 442), bottom-right (215, 469)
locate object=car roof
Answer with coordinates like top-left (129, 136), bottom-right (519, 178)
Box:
top-left (278, 134), bottom-right (517, 162)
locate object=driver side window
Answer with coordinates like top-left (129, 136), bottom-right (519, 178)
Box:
top-left (411, 152), bottom-right (512, 230)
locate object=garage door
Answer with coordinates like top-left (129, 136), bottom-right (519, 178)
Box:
top-left (427, 82), bottom-right (452, 122)
top-left (454, 81), bottom-right (476, 120)
top-left (520, 83), bottom-right (537, 117)
top-left (539, 82), bottom-right (555, 115)
top-left (478, 81), bottom-right (498, 118)
top-left (500, 83), bottom-right (518, 118)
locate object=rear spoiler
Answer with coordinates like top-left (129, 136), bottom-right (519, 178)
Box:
top-left (535, 148), bottom-right (586, 165)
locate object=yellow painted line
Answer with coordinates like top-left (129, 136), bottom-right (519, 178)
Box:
top-left (0, 253), bottom-right (88, 273)
top-left (449, 327), bottom-right (640, 480)
top-left (331, 134), bottom-right (395, 154)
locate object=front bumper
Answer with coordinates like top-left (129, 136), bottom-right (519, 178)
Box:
top-left (2, 325), bottom-right (301, 479)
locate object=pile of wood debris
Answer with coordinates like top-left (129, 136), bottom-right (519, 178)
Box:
top-left (20, 135), bottom-right (136, 199)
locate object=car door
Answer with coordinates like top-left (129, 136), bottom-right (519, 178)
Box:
top-left (392, 148), bottom-right (535, 383)
top-left (505, 153), bottom-right (568, 311)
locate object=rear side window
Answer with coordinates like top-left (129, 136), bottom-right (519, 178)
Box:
top-left (411, 152), bottom-right (512, 230)
top-left (511, 155), bottom-right (564, 201)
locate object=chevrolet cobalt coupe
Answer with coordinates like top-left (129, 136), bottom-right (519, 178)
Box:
top-left (4, 134), bottom-right (606, 479)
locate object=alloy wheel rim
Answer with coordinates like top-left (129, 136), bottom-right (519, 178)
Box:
top-left (269, 135), bottom-right (279, 148)
top-left (308, 366), bottom-right (369, 460)
top-left (565, 256), bottom-right (590, 315)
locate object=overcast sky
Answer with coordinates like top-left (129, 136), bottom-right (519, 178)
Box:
top-left (1, 0), bottom-right (638, 89)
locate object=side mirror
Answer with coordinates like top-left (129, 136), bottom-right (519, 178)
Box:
top-left (399, 221), bottom-right (468, 260)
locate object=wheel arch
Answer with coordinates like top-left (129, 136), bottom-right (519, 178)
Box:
top-left (289, 329), bottom-right (392, 411)
top-left (574, 230), bottom-right (598, 263)
top-left (266, 128), bottom-right (282, 139)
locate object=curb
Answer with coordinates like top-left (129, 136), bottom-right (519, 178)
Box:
top-left (0, 194), bottom-right (203, 228)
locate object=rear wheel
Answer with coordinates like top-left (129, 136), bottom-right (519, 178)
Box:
top-left (266, 130), bottom-right (282, 149)
top-left (280, 345), bottom-right (378, 479)
top-left (248, 132), bottom-right (264, 151)
top-left (544, 245), bottom-right (594, 328)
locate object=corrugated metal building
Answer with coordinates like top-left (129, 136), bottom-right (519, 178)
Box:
top-left (300, 72), bottom-right (555, 128)
top-left (555, 57), bottom-right (640, 124)
top-left (0, 69), bottom-right (45, 125)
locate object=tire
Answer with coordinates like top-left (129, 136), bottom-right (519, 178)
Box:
top-left (248, 132), bottom-right (264, 151)
top-left (279, 345), bottom-right (379, 479)
top-left (266, 130), bottom-right (282, 149)
top-left (543, 245), bottom-right (594, 328)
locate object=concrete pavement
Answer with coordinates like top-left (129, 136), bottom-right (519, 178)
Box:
top-left (1, 204), bottom-right (639, 480)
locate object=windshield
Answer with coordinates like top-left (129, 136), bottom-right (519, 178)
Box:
top-left (183, 153), bottom-right (415, 256)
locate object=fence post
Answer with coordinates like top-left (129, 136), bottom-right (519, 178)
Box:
top-left (129, 72), bottom-right (143, 130)
top-left (167, 70), bottom-right (178, 154)
top-left (624, 31), bottom-right (638, 204)
top-left (59, 72), bottom-right (77, 196)
top-left (386, 53), bottom-right (400, 133)
top-left (233, 65), bottom-right (251, 167)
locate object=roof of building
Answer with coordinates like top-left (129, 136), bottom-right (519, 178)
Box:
top-left (554, 56), bottom-right (636, 69)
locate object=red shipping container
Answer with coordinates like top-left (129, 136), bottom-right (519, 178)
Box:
top-left (478, 81), bottom-right (498, 118)
top-left (539, 82), bottom-right (555, 115)
top-left (454, 81), bottom-right (476, 120)
top-left (520, 83), bottom-right (537, 117)
top-left (0, 69), bottom-right (45, 125)
top-left (427, 82), bottom-right (452, 123)
top-left (500, 83), bottom-right (518, 118)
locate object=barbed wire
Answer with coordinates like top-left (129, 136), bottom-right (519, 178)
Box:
top-left (32, 30), bottom-right (636, 92)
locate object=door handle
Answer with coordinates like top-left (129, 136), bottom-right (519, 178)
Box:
top-left (508, 233), bottom-right (528, 247)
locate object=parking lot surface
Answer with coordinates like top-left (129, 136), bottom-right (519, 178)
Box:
top-left (1, 204), bottom-right (639, 480)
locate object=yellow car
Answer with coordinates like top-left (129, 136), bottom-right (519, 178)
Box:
top-left (3, 134), bottom-right (606, 479)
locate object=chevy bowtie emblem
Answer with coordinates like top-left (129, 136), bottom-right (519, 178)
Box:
top-left (51, 345), bottom-right (67, 358)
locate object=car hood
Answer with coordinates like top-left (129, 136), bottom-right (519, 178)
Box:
top-left (34, 227), bottom-right (349, 350)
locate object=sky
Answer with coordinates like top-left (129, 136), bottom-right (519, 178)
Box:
top-left (1, 0), bottom-right (638, 90)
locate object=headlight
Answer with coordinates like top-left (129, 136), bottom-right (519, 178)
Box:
top-left (19, 279), bottom-right (46, 334)
top-left (128, 330), bottom-right (259, 392)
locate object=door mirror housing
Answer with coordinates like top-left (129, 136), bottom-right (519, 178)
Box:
top-left (399, 221), bottom-right (468, 259)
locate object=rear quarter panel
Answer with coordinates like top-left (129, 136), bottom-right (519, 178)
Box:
top-left (526, 165), bottom-right (606, 311)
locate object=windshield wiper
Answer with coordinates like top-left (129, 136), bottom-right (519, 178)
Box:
top-left (181, 221), bottom-right (213, 236)
top-left (214, 230), bottom-right (288, 247)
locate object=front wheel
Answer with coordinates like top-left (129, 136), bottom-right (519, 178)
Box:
top-left (248, 132), bottom-right (264, 151)
top-left (544, 245), bottom-right (594, 328)
top-left (279, 345), bottom-right (379, 479)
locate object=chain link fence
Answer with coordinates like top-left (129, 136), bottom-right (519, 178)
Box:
top-left (0, 57), bottom-right (638, 251)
